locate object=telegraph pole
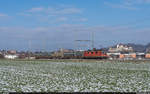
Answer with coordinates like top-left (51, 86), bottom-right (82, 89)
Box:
top-left (28, 40), bottom-right (31, 59)
top-left (91, 31), bottom-right (94, 49)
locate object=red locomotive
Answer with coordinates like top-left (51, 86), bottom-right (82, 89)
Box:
top-left (83, 48), bottom-right (108, 59)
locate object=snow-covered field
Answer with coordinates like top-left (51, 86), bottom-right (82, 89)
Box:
top-left (0, 60), bottom-right (150, 92)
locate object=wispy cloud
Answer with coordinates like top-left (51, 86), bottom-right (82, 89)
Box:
top-left (55, 17), bottom-right (68, 22)
top-left (28, 7), bottom-right (44, 12)
top-left (78, 18), bottom-right (88, 22)
top-left (132, 0), bottom-right (150, 4)
top-left (26, 6), bottom-right (82, 15)
top-left (19, 6), bottom-right (86, 24)
top-left (104, 2), bottom-right (138, 10)
top-left (0, 13), bottom-right (8, 17)
top-left (105, 0), bottom-right (150, 10)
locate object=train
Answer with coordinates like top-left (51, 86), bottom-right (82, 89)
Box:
top-left (49, 48), bottom-right (108, 59)
top-left (83, 50), bottom-right (108, 59)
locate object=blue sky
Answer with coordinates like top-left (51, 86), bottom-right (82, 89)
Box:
top-left (0, 0), bottom-right (150, 51)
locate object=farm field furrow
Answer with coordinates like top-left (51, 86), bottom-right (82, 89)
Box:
top-left (0, 60), bottom-right (150, 92)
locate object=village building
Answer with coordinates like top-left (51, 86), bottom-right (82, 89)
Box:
top-left (119, 53), bottom-right (136, 60)
top-left (7, 50), bottom-right (17, 55)
top-left (4, 50), bottom-right (18, 59)
top-left (107, 52), bottom-right (120, 60)
top-left (107, 44), bottom-right (134, 60)
top-left (4, 54), bottom-right (18, 59)
top-left (108, 44), bottom-right (133, 53)
top-left (145, 53), bottom-right (150, 59)
top-left (136, 52), bottom-right (145, 60)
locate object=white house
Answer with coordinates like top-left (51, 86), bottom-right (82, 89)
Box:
top-left (4, 54), bottom-right (18, 59)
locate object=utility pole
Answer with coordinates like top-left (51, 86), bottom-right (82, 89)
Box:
top-left (43, 38), bottom-right (46, 52)
top-left (28, 40), bottom-right (31, 59)
top-left (91, 31), bottom-right (94, 49)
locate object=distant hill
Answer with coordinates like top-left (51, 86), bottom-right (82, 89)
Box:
top-left (126, 43), bottom-right (146, 52)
